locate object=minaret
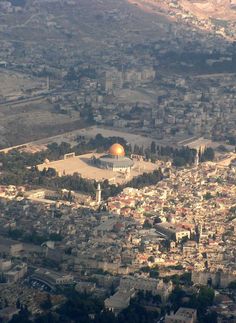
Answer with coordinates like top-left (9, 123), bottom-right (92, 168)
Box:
top-left (96, 183), bottom-right (102, 204)
top-left (46, 76), bottom-right (50, 91)
top-left (195, 149), bottom-right (199, 167)
top-left (199, 223), bottom-right (203, 241)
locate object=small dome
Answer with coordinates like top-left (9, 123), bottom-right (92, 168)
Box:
top-left (109, 143), bottom-right (125, 157)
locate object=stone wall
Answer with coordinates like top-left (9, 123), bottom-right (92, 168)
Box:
top-left (192, 271), bottom-right (236, 288)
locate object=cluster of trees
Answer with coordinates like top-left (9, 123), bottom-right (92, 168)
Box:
top-left (134, 141), bottom-right (215, 167)
top-left (128, 169), bottom-right (163, 188)
top-left (8, 228), bottom-right (63, 245)
top-left (101, 168), bottom-right (164, 199)
top-left (0, 138), bottom-right (99, 193)
top-left (87, 134), bottom-right (130, 154)
top-left (9, 283), bottom-right (218, 323)
top-left (0, 166), bottom-right (97, 195)
top-left (226, 136), bottom-right (236, 145)
top-left (228, 281), bottom-right (236, 289)
top-left (0, 273), bottom-right (7, 283)
top-left (229, 206), bottom-right (236, 215)
top-left (9, 305), bottom-right (31, 323)
top-left (199, 148), bottom-right (215, 162)
top-left (158, 49), bottom-right (236, 74)
top-left (10, 0), bottom-right (26, 6)
top-left (140, 265), bottom-right (159, 279)
top-left (169, 285), bottom-right (216, 323)
top-left (64, 66), bottom-right (97, 82)
top-left (135, 290), bottom-right (161, 307)
top-left (204, 192), bottom-right (214, 200)
top-left (172, 148), bottom-right (197, 167)
top-left (40, 295), bottom-right (52, 311)
top-left (0, 142), bottom-right (75, 173)
top-left (9, 289), bottom-right (161, 323)
top-left (162, 272), bottom-right (191, 286)
top-left (134, 142), bottom-right (197, 167)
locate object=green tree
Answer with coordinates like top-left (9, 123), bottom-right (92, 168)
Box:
top-left (201, 148), bottom-right (215, 161)
top-left (228, 280), bottom-right (236, 289)
top-left (204, 192), bottom-right (214, 200)
top-left (150, 141), bottom-right (156, 154)
top-left (197, 286), bottom-right (215, 313)
top-left (173, 157), bottom-right (186, 167)
top-left (203, 311), bottom-right (218, 323)
top-left (40, 295), bottom-right (52, 311)
top-left (143, 219), bottom-right (152, 229)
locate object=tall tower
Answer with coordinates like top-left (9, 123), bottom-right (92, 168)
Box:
top-left (96, 183), bottom-right (102, 204)
top-left (195, 148), bottom-right (199, 167)
top-left (199, 223), bottom-right (203, 241)
top-left (46, 76), bottom-right (50, 91)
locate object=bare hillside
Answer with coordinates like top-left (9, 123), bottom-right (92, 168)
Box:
top-left (127, 0), bottom-right (236, 39)
top-left (180, 0), bottom-right (236, 20)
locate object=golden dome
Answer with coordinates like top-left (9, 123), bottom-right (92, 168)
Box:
top-left (109, 143), bottom-right (125, 157)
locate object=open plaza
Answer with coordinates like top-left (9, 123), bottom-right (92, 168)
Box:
top-left (37, 148), bottom-right (158, 185)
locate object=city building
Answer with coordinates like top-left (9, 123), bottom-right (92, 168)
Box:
top-left (0, 307), bottom-right (20, 323)
top-left (165, 307), bottom-right (197, 323)
top-left (103, 68), bottom-right (123, 93)
top-left (105, 288), bottom-right (136, 314)
top-left (155, 223), bottom-right (191, 242)
top-left (5, 263), bottom-right (27, 283)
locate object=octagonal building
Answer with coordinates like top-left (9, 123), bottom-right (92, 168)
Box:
top-left (97, 143), bottom-right (134, 172)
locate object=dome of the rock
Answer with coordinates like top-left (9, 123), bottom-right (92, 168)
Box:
top-left (109, 143), bottom-right (125, 157)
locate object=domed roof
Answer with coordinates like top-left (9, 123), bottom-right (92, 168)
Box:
top-left (109, 143), bottom-right (125, 157)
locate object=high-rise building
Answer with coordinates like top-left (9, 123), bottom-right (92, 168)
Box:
top-left (103, 68), bottom-right (123, 92)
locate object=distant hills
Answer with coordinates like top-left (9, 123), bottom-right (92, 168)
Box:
top-left (128, 0), bottom-right (236, 19)
top-left (179, 0), bottom-right (236, 20)
top-left (127, 0), bottom-right (236, 40)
